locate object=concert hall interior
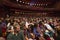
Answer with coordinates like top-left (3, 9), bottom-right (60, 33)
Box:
top-left (0, 0), bottom-right (60, 40)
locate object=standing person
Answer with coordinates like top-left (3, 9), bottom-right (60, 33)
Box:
top-left (7, 24), bottom-right (25, 40)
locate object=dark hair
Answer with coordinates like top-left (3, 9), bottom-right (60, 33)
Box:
top-left (39, 21), bottom-right (43, 25)
top-left (34, 23), bottom-right (38, 28)
top-left (13, 26), bottom-right (17, 30)
top-left (10, 22), bottom-right (13, 25)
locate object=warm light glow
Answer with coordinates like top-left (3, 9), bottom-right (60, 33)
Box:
top-left (16, 0), bottom-right (19, 2)
top-left (46, 4), bottom-right (47, 6)
top-left (39, 4), bottom-right (40, 6)
top-left (19, 1), bottom-right (22, 2)
top-left (37, 4), bottom-right (38, 6)
top-left (27, 3), bottom-right (30, 4)
top-left (23, 2), bottom-right (24, 3)
top-left (34, 4), bottom-right (36, 5)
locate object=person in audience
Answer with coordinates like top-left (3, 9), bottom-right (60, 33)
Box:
top-left (7, 24), bottom-right (24, 40)
top-left (0, 16), bottom-right (60, 40)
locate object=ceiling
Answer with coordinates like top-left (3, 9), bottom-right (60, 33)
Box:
top-left (0, 0), bottom-right (60, 17)
top-left (0, 0), bottom-right (60, 12)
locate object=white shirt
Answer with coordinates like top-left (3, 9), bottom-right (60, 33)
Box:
top-left (25, 21), bottom-right (29, 28)
top-left (44, 23), bottom-right (55, 33)
top-left (7, 23), bottom-right (10, 27)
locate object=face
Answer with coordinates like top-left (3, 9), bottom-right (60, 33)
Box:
top-left (16, 26), bottom-right (20, 32)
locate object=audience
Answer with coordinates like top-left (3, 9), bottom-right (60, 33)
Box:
top-left (0, 16), bottom-right (60, 40)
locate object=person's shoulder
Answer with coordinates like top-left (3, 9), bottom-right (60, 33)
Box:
top-left (19, 30), bottom-right (24, 36)
top-left (7, 33), bottom-right (14, 38)
top-left (19, 30), bottom-right (24, 33)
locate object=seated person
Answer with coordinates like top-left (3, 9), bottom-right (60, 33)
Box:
top-left (7, 24), bottom-right (24, 40)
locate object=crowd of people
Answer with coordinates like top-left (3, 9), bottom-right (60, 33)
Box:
top-left (0, 16), bottom-right (60, 40)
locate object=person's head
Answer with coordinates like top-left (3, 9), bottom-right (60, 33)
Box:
top-left (14, 24), bottom-right (20, 32)
top-left (34, 23), bottom-right (38, 28)
top-left (30, 33), bottom-right (35, 39)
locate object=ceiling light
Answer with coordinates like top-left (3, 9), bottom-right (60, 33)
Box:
top-left (39, 4), bottom-right (40, 6)
top-left (34, 4), bottom-right (36, 5)
top-left (19, 1), bottom-right (22, 2)
top-left (41, 4), bottom-right (43, 6)
top-left (46, 4), bottom-right (47, 6)
top-left (27, 3), bottom-right (30, 4)
top-left (23, 2), bottom-right (24, 3)
top-left (37, 4), bottom-right (38, 5)
top-left (16, 0), bottom-right (19, 2)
